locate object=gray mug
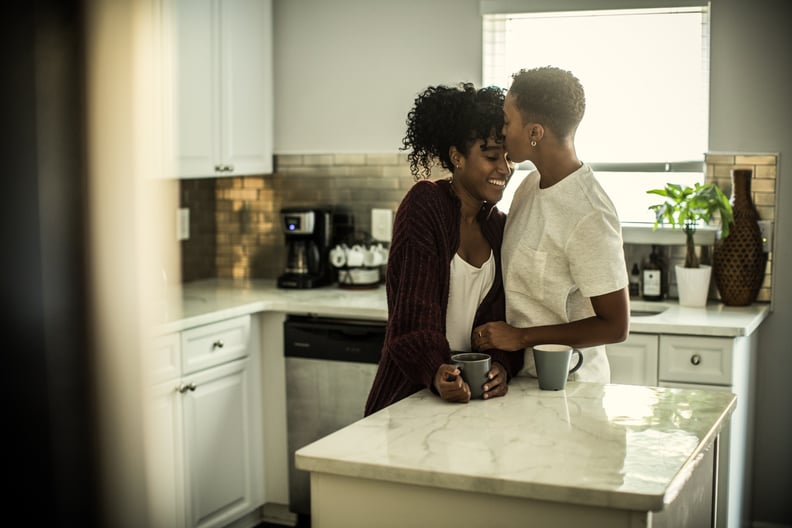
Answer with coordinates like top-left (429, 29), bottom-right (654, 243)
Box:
top-left (533, 344), bottom-right (584, 391)
top-left (451, 352), bottom-right (492, 399)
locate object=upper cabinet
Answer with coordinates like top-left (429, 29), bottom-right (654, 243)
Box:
top-left (174, 0), bottom-right (273, 178)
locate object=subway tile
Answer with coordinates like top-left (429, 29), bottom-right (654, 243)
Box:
top-left (753, 193), bottom-right (776, 206)
top-left (735, 154), bottom-right (777, 165)
top-left (383, 165), bottom-right (415, 180)
top-left (243, 177), bottom-right (265, 189)
top-left (302, 154), bottom-right (335, 166)
top-left (712, 165), bottom-right (733, 180)
top-left (705, 153), bottom-right (735, 164)
top-left (334, 154), bottom-right (367, 165)
top-left (366, 153), bottom-right (401, 166)
top-left (751, 179), bottom-right (776, 193)
top-left (276, 154), bottom-right (304, 167)
top-left (755, 165), bottom-right (777, 179)
top-left (756, 206), bottom-right (775, 220)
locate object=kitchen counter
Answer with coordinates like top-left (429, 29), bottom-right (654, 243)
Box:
top-left (159, 279), bottom-right (768, 337)
top-left (156, 279), bottom-right (387, 333)
top-left (295, 378), bottom-right (736, 527)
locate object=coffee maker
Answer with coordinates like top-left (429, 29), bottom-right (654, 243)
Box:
top-left (277, 208), bottom-right (333, 288)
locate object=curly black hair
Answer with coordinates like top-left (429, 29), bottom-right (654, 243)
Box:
top-left (401, 83), bottom-right (506, 180)
top-left (509, 66), bottom-right (585, 139)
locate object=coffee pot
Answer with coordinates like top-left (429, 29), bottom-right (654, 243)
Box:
top-left (285, 239), bottom-right (320, 276)
top-left (277, 208), bottom-right (333, 289)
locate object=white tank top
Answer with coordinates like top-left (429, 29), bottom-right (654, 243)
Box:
top-left (446, 251), bottom-right (495, 352)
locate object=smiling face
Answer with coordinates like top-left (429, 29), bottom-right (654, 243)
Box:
top-left (453, 136), bottom-right (513, 204)
top-left (502, 91), bottom-right (531, 163)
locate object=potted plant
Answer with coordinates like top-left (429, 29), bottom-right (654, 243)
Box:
top-left (647, 182), bottom-right (733, 307)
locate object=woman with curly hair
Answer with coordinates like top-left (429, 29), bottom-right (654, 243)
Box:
top-left (473, 66), bottom-right (629, 383)
top-left (364, 83), bottom-right (523, 415)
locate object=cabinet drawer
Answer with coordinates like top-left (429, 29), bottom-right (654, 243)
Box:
top-left (182, 315), bottom-right (251, 375)
top-left (659, 336), bottom-right (732, 386)
top-left (147, 333), bottom-right (181, 384)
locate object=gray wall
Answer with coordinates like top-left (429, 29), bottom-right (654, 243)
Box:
top-left (273, 0), bottom-right (792, 524)
top-left (709, 0), bottom-right (792, 524)
top-left (273, 0), bottom-right (483, 153)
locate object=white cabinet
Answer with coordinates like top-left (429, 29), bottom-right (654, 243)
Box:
top-left (658, 334), bottom-right (756, 528)
top-left (183, 358), bottom-right (256, 527)
top-left (607, 332), bottom-right (757, 528)
top-left (174, 0), bottom-right (273, 178)
top-left (145, 333), bottom-right (185, 528)
top-left (144, 315), bottom-right (264, 528)
top-left (606, 333), bottom-right (658, 386)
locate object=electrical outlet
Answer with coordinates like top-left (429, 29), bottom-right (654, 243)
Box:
top-left (371, 208), bottom-right (393, 242)
top-left (177, 208), bottom-right (190, 241)
top-left (757, 220), bottom-right (773, 253)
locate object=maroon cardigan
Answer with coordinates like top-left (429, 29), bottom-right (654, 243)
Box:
top-left (364, 179), bottom-right (524, 415)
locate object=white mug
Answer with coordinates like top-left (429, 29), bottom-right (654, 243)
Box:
top-left (329, 246), bottom-right (347, 268)
top-left (346, 245), bottom-right (365, 267)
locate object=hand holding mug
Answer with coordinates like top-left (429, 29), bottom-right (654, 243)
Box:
top-left (434, 364), bottom-right (470, 403)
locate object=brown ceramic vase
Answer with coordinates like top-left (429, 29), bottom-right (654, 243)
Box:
top-left (712, 169), bottom-right (767, 306)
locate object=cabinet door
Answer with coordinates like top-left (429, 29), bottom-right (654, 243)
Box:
top-left (606, 333), bottom-right (659, 386)
top-left (145, 380), bottom-right (186, 528)
top-left (175, 0), bottom-right (217, 177)
top-left (219, 0), bottom-right (273, 175)
top-left (175, 0), bottom-right (272, 178)
top-left (182, 359), bottom-right (254, 528)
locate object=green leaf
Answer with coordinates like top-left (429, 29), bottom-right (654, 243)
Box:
top-left (645, 181), bottom-right (734, 265)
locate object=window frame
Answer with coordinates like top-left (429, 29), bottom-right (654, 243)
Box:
top-left (482, 0), bottom-right (710, 174)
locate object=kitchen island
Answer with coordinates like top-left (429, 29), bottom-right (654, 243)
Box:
top-left (151, 279), bottom-right (766, 527)
top-left (296, 378), bottom-right (736, 528)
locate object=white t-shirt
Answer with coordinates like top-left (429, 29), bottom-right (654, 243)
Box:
top-left (502, 164), bottom-right (628, 382)
top-left (446, 251), bottom-right (495, 352)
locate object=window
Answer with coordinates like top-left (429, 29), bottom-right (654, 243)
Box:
top-left (482, 2), bottom-right (710, 221)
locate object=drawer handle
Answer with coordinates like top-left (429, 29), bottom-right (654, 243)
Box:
top-left (690, 354), bottom-right (702, 366)
top-left (177, 383), bottom-right (197, 393)
top-left (212, 340), bottom-right (225, 350)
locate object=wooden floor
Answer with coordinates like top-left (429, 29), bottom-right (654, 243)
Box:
top-left (255, 514), bottom-right (311, 528)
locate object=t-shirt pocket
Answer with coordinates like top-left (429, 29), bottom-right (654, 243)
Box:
top-left (506, 243), bottom-right (546, 303)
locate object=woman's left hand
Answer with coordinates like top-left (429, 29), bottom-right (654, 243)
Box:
top-left (482, 361), bottom-right (508, 400)
top-left (473, 321), bottom-right (524, 352)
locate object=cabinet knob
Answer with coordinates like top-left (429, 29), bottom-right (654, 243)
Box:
top-left (226, 164), bottom-right (234, 172)
top-left (214, 164), bottom-right (224, 172)
top-left (212, 339), bottom-right (225, 350)
top-left (177, 382), bottom-right (197, 393)
top-left (690, 354), bottom-right (702, 366)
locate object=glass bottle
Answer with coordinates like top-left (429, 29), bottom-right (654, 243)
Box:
top-left (642, 246), bottom-right (664, 301)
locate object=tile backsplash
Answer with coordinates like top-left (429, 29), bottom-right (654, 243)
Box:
top-left (180, 152), bottom-right (776, 304)
top-left (180, 154), bottom-right (413, 281)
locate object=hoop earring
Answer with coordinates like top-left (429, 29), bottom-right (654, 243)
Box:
top-left (530, 140), bottom-right (537, 147)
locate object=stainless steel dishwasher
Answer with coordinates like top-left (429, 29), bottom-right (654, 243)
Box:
top-left (284, 315), bottom-right (385, 517)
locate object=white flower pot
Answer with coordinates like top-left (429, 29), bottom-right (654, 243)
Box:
top-left (675, 264), bottom-right (711, 307)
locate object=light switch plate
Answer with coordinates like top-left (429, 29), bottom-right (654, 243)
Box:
top-left (371, 208), bottom-right (393, 242)
top-left (758, 220), bottom-right (773, 253)
top-left (178, 208), bottom-right (190, 241)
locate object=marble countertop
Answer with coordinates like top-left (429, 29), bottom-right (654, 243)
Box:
top-left (295, 378), bottom-right (736, 512)
top-left (156, 279), bottom-right (769, 338)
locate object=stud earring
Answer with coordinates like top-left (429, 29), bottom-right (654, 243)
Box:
top-left (531, 140), bottom-right (537, 147)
